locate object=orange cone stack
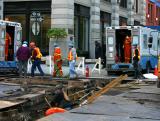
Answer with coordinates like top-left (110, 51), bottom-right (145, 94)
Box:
top-left (154, 65), bottom-right (158, 76)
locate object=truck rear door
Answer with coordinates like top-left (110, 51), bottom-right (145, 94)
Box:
top-left (14, 25), bottom-right (22, 60)
top-left (132, 27), bottom-right (140, 59)
top-left (0, 23), bottom-right (6, 61)
top-left (106, 28), bottom-right (115, 65)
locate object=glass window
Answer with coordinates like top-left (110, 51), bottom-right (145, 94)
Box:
top-left (74, 4), bottom-right (90, 58)
top-left (108, 37), bottom-right (114, 45)
top-left (147, 3), bottom-right (154, 24)
top-left (143, 34), bottom-right (147, 49)
top-left (119, 16), bottom-right (127, 26)
top-left (17, 31), bottom-right (21, 41)
top-left (5, 14), bottom-right (26, 41)
top-left (105, 0), bottom-right (111, 2)
top-left (132, 36), bottom-right (139, 45)
top-left (30, 13), bottom-right (51, 55)
top-left (134, 0), bottom-right (139, 13)
top-left (1, 30), bottom-right (5, 39)
top-left (120, 0), bottom-right (127, 8)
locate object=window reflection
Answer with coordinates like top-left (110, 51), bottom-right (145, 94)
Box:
top-left (30, 14), bottom-right (50, 55)
top-left (5, 15), bottom-right (26, 41)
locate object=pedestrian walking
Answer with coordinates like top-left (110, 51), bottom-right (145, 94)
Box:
top-left (16, 41), bottom-right (30, 78)
top-left (68, 43), bottom-right (78, 79)
top-left (133, 45), bottom-right (141, 79)
top-left (95, 41), bottom-right (102, 68)
top-left (95, 41), bottom-right (101, 59)
top-left (52, 43), bottom-right (63, 77)
top-left (30, 43), bottom-right (44, 77)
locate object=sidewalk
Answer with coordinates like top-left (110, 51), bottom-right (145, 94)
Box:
top-left (27, 64), bottom-right (107, 78)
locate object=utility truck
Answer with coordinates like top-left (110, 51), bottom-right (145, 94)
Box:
top-left (106, 26), bottom-right (160, 74)
top-left (0, 20), bottom-right (22, 72)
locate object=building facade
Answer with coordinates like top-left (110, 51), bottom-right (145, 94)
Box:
top-left (146, 0), bottom-right (160, 26)
top-left (0, 0), bottom-right (146, 58)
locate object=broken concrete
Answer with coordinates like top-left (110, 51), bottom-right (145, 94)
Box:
top-left (38, 84), bottom-right (160, 121)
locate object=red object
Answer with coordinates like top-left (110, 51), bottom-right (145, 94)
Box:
top-left (5, 32), bottom-right (12, 60)
top-left (53, 47), bottom-right (63, 77)
top-left (45, 107), bottom-right (66, 116)
top-left (86, 65), bottom-right (89, 77)
top-left (146, 0), bottom-right (159, 26)
top-left (124, 36), bottom-right (131, 63)
top-left (154, 65), bottom-right (158, 76)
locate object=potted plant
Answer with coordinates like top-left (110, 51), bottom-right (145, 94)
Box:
top-left (47, 28), bottom-right (67, 42)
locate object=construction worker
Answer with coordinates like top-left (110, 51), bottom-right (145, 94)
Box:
top-left (5, 32), bottom-right (12, 61)
top-left (133, 45), bottom-right (140, 79)
top-left (124, 36), bottom-right (131, 63)
top-left (52, 43), bottom-right (63, 77)
top-left (30, 43), bottom-right (44, 77)
top-left (50, 84), bottom-right (73, 109)
top-left (68, 43), bottom-right (78, 79)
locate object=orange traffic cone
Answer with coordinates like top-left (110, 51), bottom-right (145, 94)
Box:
top-left (154, 65), bottom-right (158, 76)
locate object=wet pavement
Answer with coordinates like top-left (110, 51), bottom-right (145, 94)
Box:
top-left (0, 83), bottom-right (22, 98)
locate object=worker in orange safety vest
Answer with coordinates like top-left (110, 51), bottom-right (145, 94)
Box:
top-left (52, 43), bottom-right (63, 77)
top-left (5, 32), bottom-right (12, 61)
top-left (124, 36), bottom-right (132, 63)
top-left (68, 43), bottom-right (78, 79)
top-left (31, 43), bottom-right (44, 77)
top-left (133, 45), bottom-right (141, 79)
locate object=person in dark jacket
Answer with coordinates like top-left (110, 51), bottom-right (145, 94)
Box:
top-left (95, 41), bottom-right (102, 68)
top-left (95, 41), bottom-right (101, 59)
top-left (16, 41), bottom-right (30, 77)
top-left (133, 45), bottom-right (141, 79)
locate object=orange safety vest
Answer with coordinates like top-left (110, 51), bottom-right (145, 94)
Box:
top-left (133, 48), bottom-right (140, 60)
top-left (53, 47), bottom-right (62, 62)
top-left (67, 49), bottom-right (77, 61)
top-left (34, 47), bottom-right (42, 59)
top-left (5, 32), bottom-right (11, 58)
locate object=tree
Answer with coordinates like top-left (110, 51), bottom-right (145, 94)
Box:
top-left (47, 28), bottom-right (67, 42)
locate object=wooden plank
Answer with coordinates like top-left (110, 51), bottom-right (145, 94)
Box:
top-left (86, 74), bottom-right (128, 104)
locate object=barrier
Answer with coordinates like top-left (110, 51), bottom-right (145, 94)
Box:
top-left (41, 56), bottom-right (53, 75)
top-left (76, 57), bottom-right (85, 75)
top-left (27, 56), bottom-right (53, 75)
top-left (27, 59), bottom-right (32, 73)
top-left (47, 55), bottom-right (52, 75)
top-left (91, 58), bottom-right (101, 75)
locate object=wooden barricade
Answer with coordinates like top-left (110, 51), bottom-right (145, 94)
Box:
top-left (81, 74), bottom-right (128, 105)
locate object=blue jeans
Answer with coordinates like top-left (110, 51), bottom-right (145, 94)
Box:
top-left (31, 59), bottom-right (44, 77)
top-left (69, 61), bottom-right (77, 78)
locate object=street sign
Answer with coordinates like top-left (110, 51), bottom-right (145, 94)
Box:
top-left (30, 12), bottom-right (44, 22)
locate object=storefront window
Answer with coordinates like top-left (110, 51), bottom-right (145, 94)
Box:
top-left (119, 16), bottom-right (127, 26)
top-left (74, 4), bottom-right (90, 58)
top-left (4, 1), bottom-right (51, 55)
top-left (5, 15), bottom-right (26, 41)
top-left (30, 13), bottom-right (51, 55)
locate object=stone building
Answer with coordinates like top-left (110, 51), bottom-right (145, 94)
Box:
top-left (0, 0), bottom-right (146, 58)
